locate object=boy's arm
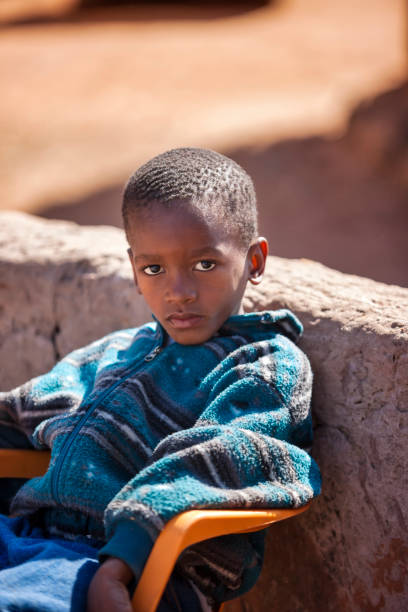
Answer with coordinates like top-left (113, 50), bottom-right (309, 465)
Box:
top-left (0, 331), bottom-right (123, 447)
top-left (0, 330), bottom-right (133, 513)
top-left (100, 336), bottom-right (321, 585)
top-left (0, 338), bottom-right (103, 511)
top-left (0, 363), bottom-right (84, 447)
top-left (0, 377), bottom-right (46, 449)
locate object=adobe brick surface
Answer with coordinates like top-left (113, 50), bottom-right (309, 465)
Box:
top-left (0, 212), bottom-right (407, 610)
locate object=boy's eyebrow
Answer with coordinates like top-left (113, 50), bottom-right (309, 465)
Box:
top-left (133, 247), bottom-right (224, 262)
top-left (133, 253), bottom-right (161, 263)
top-left (190, 246), bottom-right (224, 258)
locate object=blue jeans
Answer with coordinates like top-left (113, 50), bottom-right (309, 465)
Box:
top-left (0, 514), bottom-right (202, 612)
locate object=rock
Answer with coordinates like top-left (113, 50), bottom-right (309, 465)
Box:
top-left (235, 259), bottom-right (408, 612)
top-left (0, 211), bottom-right (150, 389)
top-left (0, 212), bottom-right (407, 610)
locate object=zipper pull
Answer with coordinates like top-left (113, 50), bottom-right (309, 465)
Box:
top-left (144, 346), bottom-right (161, 362)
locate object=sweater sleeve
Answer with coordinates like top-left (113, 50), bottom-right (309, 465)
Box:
top-left (100, 335), bottom-right (321, 585)
top-left (0, 330), bottom-right (133, 447)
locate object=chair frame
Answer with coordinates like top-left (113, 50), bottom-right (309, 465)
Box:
top-left (0, 449), bottom-right (310, 612)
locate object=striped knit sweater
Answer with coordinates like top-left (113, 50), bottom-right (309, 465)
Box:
top-left (0, 309), bottom-right (321, 604)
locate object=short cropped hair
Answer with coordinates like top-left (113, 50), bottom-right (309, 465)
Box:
top-left (122, 147), bottom-right (258, 248)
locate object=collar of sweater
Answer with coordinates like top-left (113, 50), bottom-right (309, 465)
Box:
top-left (151, 308), bottom-right (303, 347)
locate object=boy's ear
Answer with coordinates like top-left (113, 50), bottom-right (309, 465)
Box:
top-left (127, 248), bottom-right (142, 295)
top-left (248, 237), bottom-right (268, 285)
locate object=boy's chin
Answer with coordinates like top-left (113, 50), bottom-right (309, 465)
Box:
top-left (161, 310), bottom-right (238, 345)
top-left (166, 329), bottom-right (213, 345)
top-left (163, 321), bottom-right (218, 346)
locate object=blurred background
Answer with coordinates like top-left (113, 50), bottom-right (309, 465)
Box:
top-left (1, 0), bottom-right (407, 286)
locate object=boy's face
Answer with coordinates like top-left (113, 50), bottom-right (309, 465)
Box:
top-left (127, 202), bottom-right (267, 345)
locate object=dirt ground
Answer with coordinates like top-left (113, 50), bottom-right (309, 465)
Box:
top-left (0, 0), bottom-right (407, 286)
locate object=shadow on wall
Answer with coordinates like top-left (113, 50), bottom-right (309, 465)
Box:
top-left (1, 0), bottom-right (273, 27)
top-left (37, 82), bottom-right (408, 288)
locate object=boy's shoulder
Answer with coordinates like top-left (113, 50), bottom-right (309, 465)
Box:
top-left (48, 322), bottom-right (156, 372)
top-left (205, 309), bottom-right (308, 375)
top-left (219, 309), bottom-right (303, 344)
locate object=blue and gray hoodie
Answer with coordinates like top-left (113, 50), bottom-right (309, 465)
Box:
top-left (0, 309), bottom-right (321, 605)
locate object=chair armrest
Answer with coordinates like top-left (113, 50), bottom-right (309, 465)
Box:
top-left (131, 503), bottom-right (311, 612)
top-left (0, 449), bottom-right (51, 478)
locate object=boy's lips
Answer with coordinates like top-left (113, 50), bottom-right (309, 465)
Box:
top-left (166, 313), bottom-right (205, 329)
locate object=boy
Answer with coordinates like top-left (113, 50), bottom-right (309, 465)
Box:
top-left (0, 148), bottom-right (321, 611)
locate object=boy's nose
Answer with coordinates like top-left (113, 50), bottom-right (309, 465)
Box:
top-left (165, 275), bottom-right (197, 304)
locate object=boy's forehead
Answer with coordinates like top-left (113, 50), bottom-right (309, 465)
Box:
top-left (126, 203), bottom-right (244, 251)
top-left (127, 199), bottom-right (209, 227)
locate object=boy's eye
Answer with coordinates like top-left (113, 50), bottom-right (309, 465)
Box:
top-left (194, 260), bottom-right (216, 271)
top-left (143, 265), bottom-right (163, 276)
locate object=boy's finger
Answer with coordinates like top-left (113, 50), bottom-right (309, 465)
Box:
top-left (87, 573), bottom-right (133, 612)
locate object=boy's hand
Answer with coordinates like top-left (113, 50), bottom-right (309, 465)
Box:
top-left (87, 557), bottom-right (134, 612)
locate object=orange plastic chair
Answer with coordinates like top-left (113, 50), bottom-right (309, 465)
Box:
top-left (0, 448), bottom-right (51, 479)
top-left (0, 449), bottom-right (310, 612)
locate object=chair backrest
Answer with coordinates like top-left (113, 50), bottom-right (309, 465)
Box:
top-left (0, 449), bottom-right (51, 478)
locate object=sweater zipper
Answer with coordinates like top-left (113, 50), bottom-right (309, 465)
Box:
top-left (51, 345), bottom-right (161, 504)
